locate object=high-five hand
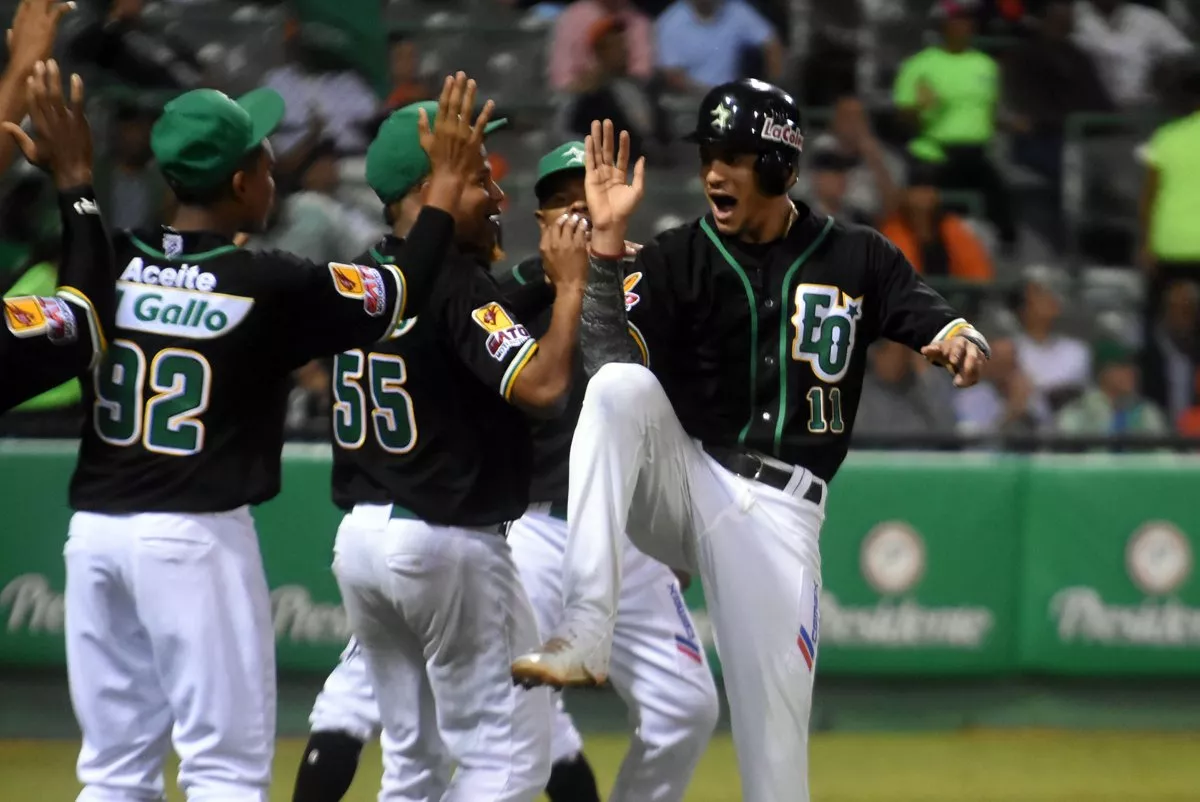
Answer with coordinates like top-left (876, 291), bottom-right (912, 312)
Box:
top-left (2, 60), bottom-right (93, 189)
top-left (585, 118), bottom-right (645, 256)
top-left (420, 71), bottom-right (495, 183)
top-left (7, 0), bottom-right (75, 71)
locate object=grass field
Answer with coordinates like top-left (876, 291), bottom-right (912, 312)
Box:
top-left (4, 731), bottom-right (1200, 802)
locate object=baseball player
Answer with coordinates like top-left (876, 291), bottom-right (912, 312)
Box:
top-left (291, 143), bottom-right (719, 802)
top-left (320, 99), bottom-right (588, 802)
top-left (513, 81), bottom-right (991, 802)
top-left (2, 61), bottom-right (114, 414)
top-left (63, 74), bottom-right (489, 802)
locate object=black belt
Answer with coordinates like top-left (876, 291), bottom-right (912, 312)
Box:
top-left (704, 445), bottom-right (824, 506)
top-left (388, 504), bottom-right (509, 537)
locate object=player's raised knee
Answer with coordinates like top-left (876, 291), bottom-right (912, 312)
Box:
top-left (585, 362), bottom-right (663, 415)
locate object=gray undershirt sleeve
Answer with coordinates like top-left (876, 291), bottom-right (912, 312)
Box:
top-left (579, 253), bottom-right (640, 377)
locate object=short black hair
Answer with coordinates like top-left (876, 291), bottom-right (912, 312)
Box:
top-left (168, 144), bottom-right (266, 207)
top-left (534, 168), bottom-right (586, 207)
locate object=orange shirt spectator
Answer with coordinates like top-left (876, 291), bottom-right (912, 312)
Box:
top-left (548, 0), bottom-right (654, 92)
top-left (880, 183), bottom-right (994, 281)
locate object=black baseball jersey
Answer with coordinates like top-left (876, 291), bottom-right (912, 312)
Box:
top-left (2, 187), bottom-right (115, 414)
top-left (497, 255), bottom-right (645, 504)
top-left (329, 237), bottom-right (537, 527)
top-left (68, 207), bottom-right (455, 514)
top-left (626, 204), bottom-right (970, 482)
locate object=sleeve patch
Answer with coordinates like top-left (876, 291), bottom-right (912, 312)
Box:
top-left (624, 271), bottom-right (643, 311)
top-left (329, 262), bottom-right (387, 317)
top-left (4, 296), bottom-right (79, 344)
top-left (472, 302), bottom-right (531, 361)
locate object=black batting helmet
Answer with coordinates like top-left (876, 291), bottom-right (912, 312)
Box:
top-left (683, 79), bottom-right (804, 197)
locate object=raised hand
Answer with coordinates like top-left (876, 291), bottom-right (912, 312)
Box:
top-left (7, 0), bottom-right (75, 72)
top-left (2, 60), bottom-right (93, 189)
top-left (584, 119), bottom-right (644, 256)
top-left (419, 71), bottom-right (496, 183)
top-left (921, 336), bottom-right (987, 388)
top-left (540, 210), bottom-right (590, 292)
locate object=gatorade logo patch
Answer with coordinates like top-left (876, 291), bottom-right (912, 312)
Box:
top-left (4, 296), bottom-right (78, 344)
top-left (329, 263), bottom-right (387, 317)
top-left (624, 272), bottom-right (643, 311)
top-left (761, 116), bottom-right (803, 152)
top-left (472, 302), bottom-right (530, 361)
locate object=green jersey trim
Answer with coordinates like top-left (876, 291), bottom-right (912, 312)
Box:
top-left (128, 234), bottom-right (239, 263)
top-left (774, 216), bottom-right (835, 456)
top-left (699, 217), bottom-right (759, 445)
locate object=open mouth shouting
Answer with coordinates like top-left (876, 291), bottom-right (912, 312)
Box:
top-left (708, 191), bottom-right (738, 226)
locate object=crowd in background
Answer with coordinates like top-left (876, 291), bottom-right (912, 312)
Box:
top-left (0, 0), bottom-right (1197, 448)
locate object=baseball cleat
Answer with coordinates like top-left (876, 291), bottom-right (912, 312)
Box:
top-left (511, 636), bottom-right (610, 689)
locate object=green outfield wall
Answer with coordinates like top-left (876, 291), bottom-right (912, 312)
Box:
top-left (2, 443), bottom-right (1198, 678)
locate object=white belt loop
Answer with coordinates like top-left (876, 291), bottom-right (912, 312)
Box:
top-left (352, 503), bottom-right (393, 529)
top-left (526, 501), bottom-right (552, 517)
top-left (783, 465), bottom-right (808, 498)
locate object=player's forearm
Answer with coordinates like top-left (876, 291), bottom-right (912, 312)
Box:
top-left (511, 284), bottom-right (584, 410)
top-left (55, 185), bottom-right (116, 343)
top-left (390, 205), bottom-right (455, 319)
top-left (579, 252), bottom-right (639, 377)
top-left (0, 62), bottom-right (31, 175)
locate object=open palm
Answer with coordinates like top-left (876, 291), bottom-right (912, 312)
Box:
top-left (584, 119), bottom-right (645, 234)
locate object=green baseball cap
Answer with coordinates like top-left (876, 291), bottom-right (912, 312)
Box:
top-left (365, 100), bottom-right (509, 204)
top-left (151, 87), bottom-right (286, 192)
top-left (534, 141), bottom-right (587, 200)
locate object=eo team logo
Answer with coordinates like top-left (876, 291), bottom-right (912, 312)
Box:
top-left (860, 522), bottom-right (926, 595)
top-left (624, 272), bottom-right (643, 311)
top-left (3, 296), bottom-right (78, 344)
top-left (329, 262), bottom-right (387, 317)
top-left (1126, 522), bottom-right (1192, 596)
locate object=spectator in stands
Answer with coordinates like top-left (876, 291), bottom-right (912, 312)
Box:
top-left (854, 339), bottom-right (957, 442)
top-left (806, 151), bottom-right (874, 227)
top-left (879, 169), bottom-right (994, 281)
top-left (99, 101), bottom-right (170, 232)
top-left (548, 0), bottom-right (654, 93)
top-left (1013, 269), bottom-right (1092, 413)
top-left (1073, 0), bottom-right (1193, 109)
top-left (800, 96), bottom-right (902, 225)
top-left (1142, 279), bottom-right (1199, 424)
top-left (656, 0), bottom-right (783, 92)
top-left (384, 33), bottom-right (431, 111)
top-left (67, 0), bottom-right (205, 90)
top-left (265, 19), bottom-right (380, 155)
top-left (1056, 339), bottom-right (1170, 437)
top-left (893, 0), bottom-right (1016, 253)
top-left (1004, 0), bottom-right (1114, 247)
top-left (250, 138), bottom-right (380, 266)
top-left (565, 16), bottom-right (671, 165)
top-left (1139, 61), bottom-right (1200, 338)
top-left (954, 336), bottom-right (1050, 437)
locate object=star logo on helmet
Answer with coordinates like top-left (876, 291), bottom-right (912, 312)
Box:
top-left (563, 145), bottom-right (585, 165)
top-left (710, 101), bottom-right (733, 133)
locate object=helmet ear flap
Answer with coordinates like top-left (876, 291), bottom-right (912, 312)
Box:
top-left (754, 150), bottom-right (794, 197)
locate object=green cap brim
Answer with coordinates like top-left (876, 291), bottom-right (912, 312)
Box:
top-left (238, 87), bottom-right (286, 147)
top-left (484, 118), bottom-right (509, 134)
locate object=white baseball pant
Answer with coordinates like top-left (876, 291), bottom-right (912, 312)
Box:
top-left (509, 508), bottom-right (719, 801)
top-left (560, 363), bottom-right (826, 802)
top-left (65, 508), bottom-right (276, 802)
top-left (331, 503), bottom-right (552, 802)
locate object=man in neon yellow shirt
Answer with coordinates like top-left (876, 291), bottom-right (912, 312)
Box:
top-left (893, 0), bottom-right (1016, 253)
top-left (1139, 63), bottom-right (1200, 341)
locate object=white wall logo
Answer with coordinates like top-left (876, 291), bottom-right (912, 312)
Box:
top-left (861, 522), bottom-right (926, 595)
top-left (116, 283), bottom-right (254, 339)
top-left (1, 574), bottom-right (64, 634)
top-left (1051, 521), bottom-right (1200, 646)
top-left (820, 521), bottom-right (994, 648)
top-left (760, 116), bottom-right (803, 152)
top-left (1126, 522), bottom-right (1192, 596)
top-left (271, 585), bottom-right (352, 645)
